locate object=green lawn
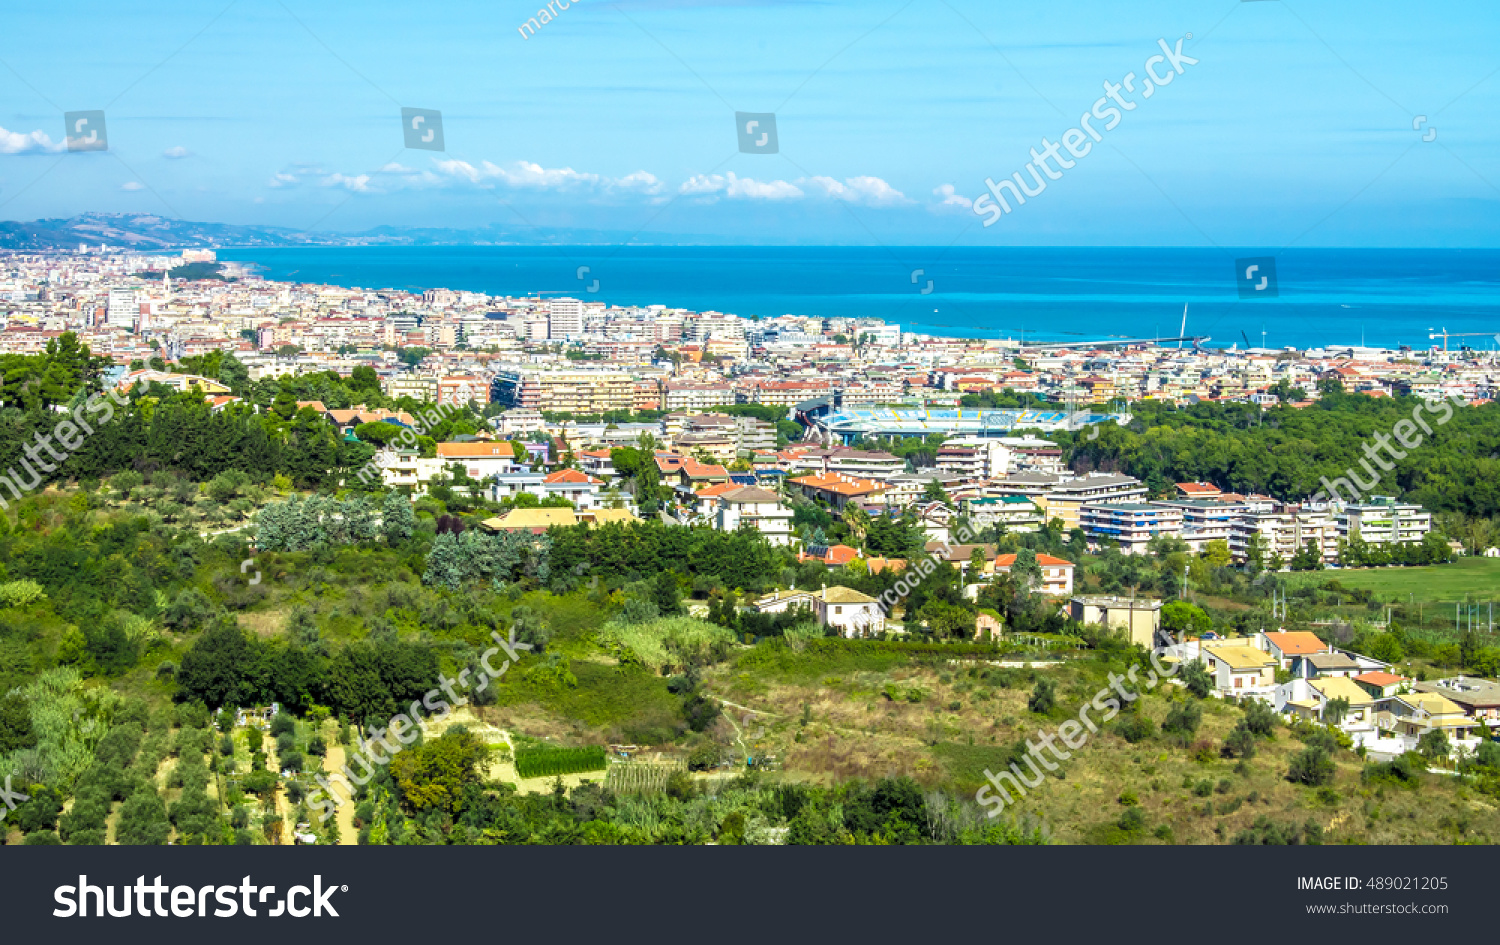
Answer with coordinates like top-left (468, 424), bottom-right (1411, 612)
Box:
top-left (1286, 556), bottom-right (1500, 602)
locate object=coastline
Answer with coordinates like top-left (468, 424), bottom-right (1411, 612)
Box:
top-left (214, 244), bottom-right (1500, 353)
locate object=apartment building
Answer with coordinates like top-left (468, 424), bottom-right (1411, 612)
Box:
top-left (662, 382), bottom-right (735, 411)
top-left (786, 448), bottom-right (905, 480)
top-left (965, 495), bottom-right (1045, 533)
top-left (547, 298), bottom-right (583, 340)
top-left (1336, 496), bottom-right (1432, 547)
top-left (1080, 503), bottom-right (1185, 554)
top-left (737, 379), bottom-right (834, 406)
top-left (1040, 473), bottom-right (1149, 531)
top-left (1149, 499), bottom-right (1250, 552)
top-left (493, 370), bottom-right (635, 414)
top-left (1229, 506), bottom-right (1339, 565)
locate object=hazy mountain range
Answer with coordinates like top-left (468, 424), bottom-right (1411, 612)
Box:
top-left (0, 213), bottom-right (693, 252)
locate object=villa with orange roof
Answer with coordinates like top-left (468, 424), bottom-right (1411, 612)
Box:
top-left (542, 468), bottom-right (605, 509)
top-left (788, 472), bottom-right (888, 510)
top-left (994, 552), bottom-right (1075, 596)
top-left (1255, 630), bottom-right (1329, 669)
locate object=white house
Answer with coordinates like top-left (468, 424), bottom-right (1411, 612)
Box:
top-left (715, 486), bottom-right (794, 546)
top-left (436, 442), bottom-right (518, 481)
top-left (754, 585), bottom-right (885, 637)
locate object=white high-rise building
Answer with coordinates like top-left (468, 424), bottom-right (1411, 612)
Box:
top-left (107, 288), bottom-right (138, 329)
top-left (548, 297), bottom-right (583, 340)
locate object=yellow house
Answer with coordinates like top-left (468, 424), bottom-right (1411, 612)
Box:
top-left (1380, 691), bottom-right (1473, 740)
top-left (1201, 642), bottom-right (1276, 696)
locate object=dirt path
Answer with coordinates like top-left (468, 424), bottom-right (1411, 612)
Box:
top-left (318, 743), bottom-right (359, 845)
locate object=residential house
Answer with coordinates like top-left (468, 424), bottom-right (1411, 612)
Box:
top-left (490, 469), bottom-right (548, 503)
top-left (1353, 671), bottom-right (1407, 700)
top-left (923, 542), bottom-right (999, 578)
top-left (1413, 676), bottom-right (1500, 726)
top-left (436, 442), bottom-right (518, 481)
top-left (1256, 631), bottom-right (1329, 672)
top-left (798, 544), bottom-right (860, 567)
top-left (715, 486), bottom-right (794, 546)
top-left (788, 472), bottom-right (888, 511)
top-left (996, 553), bottom-right (1075, 596)
top-left (1200, 641), bottom-right (1278, 698)
top-left (1302, 651), bottom-right (1364, 679)
top-left (1377, 691), bottom-right (1475, 743)
top-left (1280, 676), bottom-right (1377, 745)
top-left (480, 507), bottom-right (578, 533)
top-left (753, 585), bottom-right (885, 637)
top-left (1069, 596), bottom-right (1163, 649)
top-left (541, 468), bottom-right (604, 509)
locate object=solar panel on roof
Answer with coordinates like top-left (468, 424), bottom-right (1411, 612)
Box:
top-left (729, 474), bottom-right (757, 485)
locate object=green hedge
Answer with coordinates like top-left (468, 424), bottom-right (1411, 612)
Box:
top-left (514, 745), bottom-right (608, 779)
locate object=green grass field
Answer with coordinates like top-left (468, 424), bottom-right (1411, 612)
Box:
top-left (1286, 556), bottom-right (1500, 602)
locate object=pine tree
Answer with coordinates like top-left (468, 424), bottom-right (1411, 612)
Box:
top-left (381, 491), bottom-right (415, 545)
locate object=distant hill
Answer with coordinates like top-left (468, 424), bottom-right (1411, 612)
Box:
top-left (0, 212), bottom-right (704, 251)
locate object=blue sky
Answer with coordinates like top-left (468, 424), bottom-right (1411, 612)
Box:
top-left (1, 0), bottom-right (1496, 245)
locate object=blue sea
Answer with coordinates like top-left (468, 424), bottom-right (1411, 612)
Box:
top-left (217, 246), bottom-right (1500, 351)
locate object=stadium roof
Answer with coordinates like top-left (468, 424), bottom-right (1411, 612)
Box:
top-left (814, 405), bottom-right (1130, 438)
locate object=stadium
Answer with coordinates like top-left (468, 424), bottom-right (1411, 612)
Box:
top-left (806, 405), bottom-right (1131, 444)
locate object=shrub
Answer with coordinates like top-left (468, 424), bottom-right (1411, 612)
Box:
top-left (1243, 699), bottom-right (1278, 737)
top-left (1115, 711), bottom-right (1155, 744)
top-left (1192, 779), bottom-right (1213, 797)
top-left (1288, 746), bottom-right (1335, 786)
top-left (1223, 722), bottom-right (1256, 760)
top-left (1180, 660), bottom-right (1213, 698)
top-left (1416, 729), bottom-right (1450, 761)
top-left (1162, 701), bottom-right (1202, 744)
top-left (1027, 678), bottom-right (1056, 715)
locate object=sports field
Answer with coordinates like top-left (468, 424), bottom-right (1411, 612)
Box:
top-left (1285, 556), bottom-right (1500, 602)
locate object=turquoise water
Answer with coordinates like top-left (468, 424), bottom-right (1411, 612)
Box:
top-left (218, 246), bottom-right (1500, 350)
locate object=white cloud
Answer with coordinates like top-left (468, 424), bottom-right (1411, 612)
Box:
top-left (932, 183), bottom-right (972, 210)
top-left (681, 172), bottom-right (909, 205)
top-left (0, 125), bottom-right (62, 154)
top-left (265, 155), bottom-right (905, 210)
top-left (163, 145), bottom-right (190, 159)
top-left (680, 171), bottom-right (804, 201)
top-left (321, 172), bottom-right (374, 193)
top-left (120, 181), bottom-right (145, 191)
top-left (799, 175), bottom-right (911, 206)
top-left (840, 176), bottom-right (911, 207)
top-left (433, 158), bottom-right (665, 196)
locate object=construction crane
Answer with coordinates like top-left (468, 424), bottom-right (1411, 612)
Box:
top-left (1427, 327), bottom-right (1500, 352)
